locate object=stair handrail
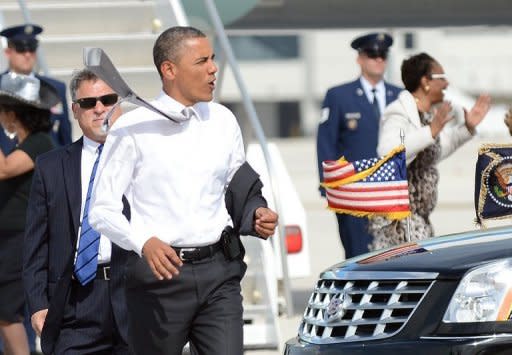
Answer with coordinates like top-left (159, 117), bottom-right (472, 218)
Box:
top-left (201, 0), bottom-right (294, 317)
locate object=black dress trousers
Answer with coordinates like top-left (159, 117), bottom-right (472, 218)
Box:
top-left (125, 249), bottom-right (247, 355)
top-left (53, 279), bottom-right (129, 355)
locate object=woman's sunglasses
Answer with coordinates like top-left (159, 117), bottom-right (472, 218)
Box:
top-left (74, 93), bottom-right (119, 109)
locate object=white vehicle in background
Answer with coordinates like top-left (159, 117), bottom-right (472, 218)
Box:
top-left (240, 142), bottom-right (311, 349)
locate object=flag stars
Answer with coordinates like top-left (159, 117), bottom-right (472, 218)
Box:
top-left (339, 152), bottom-right (405, 183)
top-left (370, 162), bottom-right (400, 182)
top-left (355, 158), bottom-right (379, 172)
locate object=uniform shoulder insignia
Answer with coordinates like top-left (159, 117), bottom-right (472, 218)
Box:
top-left (319, 107), bottom-right (330, 124)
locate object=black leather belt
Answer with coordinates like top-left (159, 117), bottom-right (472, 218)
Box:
top-left (173, 241), bottom-right (222, 262)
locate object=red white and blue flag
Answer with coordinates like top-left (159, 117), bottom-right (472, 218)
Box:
top-left (321, 146), bottom-right (411, 220)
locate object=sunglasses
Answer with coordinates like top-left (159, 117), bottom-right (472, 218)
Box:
top-left (430, 73), bottom-right (448, 81)
top-left (11, 42), bottom-right (38, 53)
top-left (75, 93), bottom-right (119, 109)
top-left (363, 49), bottom-right (388, 60)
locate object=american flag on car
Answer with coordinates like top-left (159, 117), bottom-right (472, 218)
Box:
top-left (321, 145), bottom-right (410, 220)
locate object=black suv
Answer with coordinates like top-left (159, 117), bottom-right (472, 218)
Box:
top-left (285, 226), bottom-right (512, 354)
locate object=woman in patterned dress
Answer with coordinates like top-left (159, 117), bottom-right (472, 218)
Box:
top-left (369, 52), bottom-right (491, 250)
top-left (0, 73), bottom-right (58, 355)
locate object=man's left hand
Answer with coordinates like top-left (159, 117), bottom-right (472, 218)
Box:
top-left (254, 207), bottom-right (278, 239)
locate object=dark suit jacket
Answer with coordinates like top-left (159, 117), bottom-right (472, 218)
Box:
top-left (0, 72), bottom-right (72, 154)
top-left (22, 138), bottom-right (129, 353)
top-left (225, 161), bottom-right (267, 236)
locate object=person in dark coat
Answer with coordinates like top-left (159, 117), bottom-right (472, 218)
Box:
top-left (23, 69), bottom-right (129, 355)
top-left (0, 73), bottom-right (58, 355)
top-left (316, 32), bottom-right (402, 259)
top-left (0, 24), bottom-right (71, 154)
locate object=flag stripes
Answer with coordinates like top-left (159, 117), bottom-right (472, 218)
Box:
top-left (321, 145), bottom-right (411, 220)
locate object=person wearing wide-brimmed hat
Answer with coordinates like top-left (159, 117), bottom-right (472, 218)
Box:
top-left (0, 23), bottom-right (72, 155)
top-left (0, 72), bottom-right (59, 354)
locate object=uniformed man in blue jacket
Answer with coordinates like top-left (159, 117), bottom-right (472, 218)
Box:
top-left (0, 24), bottom-right (71, 154)
top-left (316, 32), bottom-right (402, 259)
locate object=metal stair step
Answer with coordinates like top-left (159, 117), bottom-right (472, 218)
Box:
top-left (0, 1), bottom-right (156, 35)
top-left (40, 33), bottom-right (156, 68)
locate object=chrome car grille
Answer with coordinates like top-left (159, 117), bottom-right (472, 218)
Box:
top-left (299, 272), bottom-right (436, 344)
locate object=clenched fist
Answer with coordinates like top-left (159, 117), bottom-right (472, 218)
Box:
top-left (254, 207), bottom-right (278, 239)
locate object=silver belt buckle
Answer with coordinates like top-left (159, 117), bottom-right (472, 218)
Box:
top-left (179, 248), bottom-right (196, 261)
top-left (103, 266), bottom-right (110, 281)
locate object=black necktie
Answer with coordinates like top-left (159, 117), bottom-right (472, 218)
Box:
top-left (372, 88), bottom-right (381, 118)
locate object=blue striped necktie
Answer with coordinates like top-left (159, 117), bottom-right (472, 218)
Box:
top-left (74, 144), bottom-right (104, 285)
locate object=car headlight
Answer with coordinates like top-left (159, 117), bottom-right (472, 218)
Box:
top-left (443, 258), bottom-right (512, 323)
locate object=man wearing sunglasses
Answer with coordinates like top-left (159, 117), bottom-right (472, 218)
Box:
top-left (23, 69), bottom-right (130, 354)
top-left (316, 32), bottom-right (402, 259)
top-left (0, 24), bottom-right (72, 154)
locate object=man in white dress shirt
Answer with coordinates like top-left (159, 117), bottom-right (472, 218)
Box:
top-left (89, 26), bottom-right (278, 355)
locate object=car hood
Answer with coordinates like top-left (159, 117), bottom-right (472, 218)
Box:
top-left (322, 226), bottom-right (512, 279)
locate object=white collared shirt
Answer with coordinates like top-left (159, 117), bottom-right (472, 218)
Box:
top-left (76, 136), bottom-right (111, 264)
top-left (89, 92), bottom-right (245, 255)
top-left (360, 77), bottom-right (386, 116)
top-left (8, 70), bottom-right (36, 79)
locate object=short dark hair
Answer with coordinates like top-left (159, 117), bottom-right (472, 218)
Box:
top-left (0, 104), bottom-right (51, 133)
top-left (69, 69), bottom-right (100, 101)
top-left (153, 26), bottom-right (206, 78)
top-left (401, 52), bottom-right (437, 92)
